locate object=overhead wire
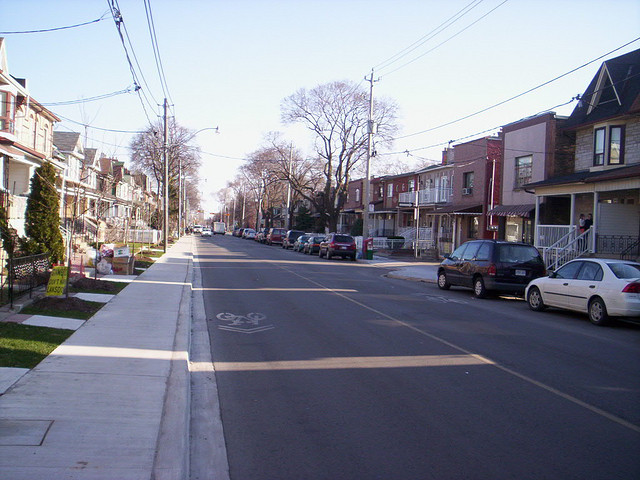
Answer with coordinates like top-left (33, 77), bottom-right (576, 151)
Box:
top-left (374, 0), bottom-right (484, 73)
top-left (144, 0), bottom-right (174, 106)
top-left (41, 86), bottom-right (135, 106)
top-left (392, 36), bottom-right (640, 141)
top-left (0, 12), bottom-right (110, 35)
top-left (381, 0), bottom-right (510, 77)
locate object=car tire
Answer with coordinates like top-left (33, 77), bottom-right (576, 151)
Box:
top-left (351, 254), bottom-right (356, 261)
top-left (326, 250), bottom-right (332, 260)
top-left (437, 271), bottom-right (451, 290)
top-left (473, 276), bottom-right (487, 298)
top-left (527, 287), bottom-right (546, 311)
top-left (588, 297), bottom-right (609, 326)
top-left (319, 249), bottom-right (324, 258)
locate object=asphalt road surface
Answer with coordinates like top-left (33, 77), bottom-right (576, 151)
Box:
top-left (196, 234), bottom-right (640, 480)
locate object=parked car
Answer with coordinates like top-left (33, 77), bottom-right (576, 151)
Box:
top-left (256, 228), bottom-right (269, 243)
top-left (192, 225), bottom-right (203, 234)
top-left (242, 228), bottom-right (256, 240)
top-left (319, 233), bottom-right (357, 261)
top-left (267, 228), bottom-right (286, 245)
top-left (304, 235), bottom-right (325, 255)
top-left (525, 258), bottom-right (640, 326)
top-left (437, 240), bottom-right (546, 298)
top-left (292, 234), bottom-right (311, 252)
top-left (282, 230), bottom-right (305, 249)
top-left (201, 227), bottom-right (212, 237)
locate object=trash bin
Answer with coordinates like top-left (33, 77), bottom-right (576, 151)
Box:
top-left (363, 237), bottom-right (374, 260)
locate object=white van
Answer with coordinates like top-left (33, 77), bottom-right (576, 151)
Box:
top-left (213, 222), bottom-right (226, 235)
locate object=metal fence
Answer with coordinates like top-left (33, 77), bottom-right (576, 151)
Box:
top-left (0, 253), bottom-right (50, 308)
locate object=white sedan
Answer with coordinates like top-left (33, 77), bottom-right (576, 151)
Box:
top-left (525, 258), bottom-right (640, 325)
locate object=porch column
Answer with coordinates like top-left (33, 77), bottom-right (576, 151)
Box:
top-left (592, 191), bottom-right (599, 253)
top-left (452, 215), bottom-right (458, 249)
top-left (569, 193), bottom-right (575, 228)
top-left (534, 196), bottom-right (541, 248)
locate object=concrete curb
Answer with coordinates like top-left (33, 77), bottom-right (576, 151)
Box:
top-left (386, 272), bottom-right (436, 284)
top-left (152, 238), bottom-right (193, 480)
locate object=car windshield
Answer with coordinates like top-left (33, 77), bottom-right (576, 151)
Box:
top-left (334, 235), bottom-right (353, 243)
top-left (607, 262), bottom-right (640, 279)
top-left (497, 245), bottom-right (543, 264)
top-left (312, 236), bottom-right (325, 242)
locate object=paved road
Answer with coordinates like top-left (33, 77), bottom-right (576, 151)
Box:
top-left (196, 234), bottom-right (640, 480)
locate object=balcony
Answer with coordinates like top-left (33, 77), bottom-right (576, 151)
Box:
top-left (398, 187), bottom-right (452, 206)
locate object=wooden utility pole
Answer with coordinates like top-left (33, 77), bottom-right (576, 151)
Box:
top-left (363, 69), bottom-right (379, 241)
top-left (162, 98), bottom-right (168, 252)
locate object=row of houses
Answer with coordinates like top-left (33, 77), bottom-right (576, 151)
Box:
top-left (339, 48), bottom-right (640, 265)
top-left (0, 38), bottom-right (159, 251)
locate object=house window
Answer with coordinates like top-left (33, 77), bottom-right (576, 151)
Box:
top-left (0, 91), bottom-right (15, 133)
top-left (387, 183), bottom-right (393, 197)
top-left (609, 126), bottom-right (624, 164)
top-left (594, 125), bottom-right (624, 166)
top-left (515, 155), bottom-right (532, 187)
top-left (355, 188), bottom-right (360, 202)
top-left (408, 179), bottom-right (415, 191)
top-left (594, 127), bottom-right (605, 165)
top-left (462, 172), bottom-right (474, 195)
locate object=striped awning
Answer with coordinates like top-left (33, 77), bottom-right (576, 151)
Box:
top-left (487, 204), bottom-right (535, 217)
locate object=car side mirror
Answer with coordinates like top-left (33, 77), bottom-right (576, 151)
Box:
top-left (548, 270), bottom-right (556, 278)
top-left (443, 254), bottom-right (451, 259)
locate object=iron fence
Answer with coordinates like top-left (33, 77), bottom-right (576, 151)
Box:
top-left (0, 253), bottom-right (50, 308)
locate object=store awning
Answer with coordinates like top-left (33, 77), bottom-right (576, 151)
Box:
top-left (486, 204), bottom-right (535, 217)
top-left (433, 204), bottom-right (483, 215)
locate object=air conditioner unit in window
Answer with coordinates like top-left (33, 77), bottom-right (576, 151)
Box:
top-left (462, 187), bottom-right (472, 195)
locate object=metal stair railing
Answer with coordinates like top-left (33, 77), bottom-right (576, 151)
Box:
top-left (620, 238), bottom-right (640, 261)
top-left (543, 229), bottom-right (592, 271)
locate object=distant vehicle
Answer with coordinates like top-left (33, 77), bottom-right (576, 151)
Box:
top-left (304, 235), bottom-right (325, 255)
top-left (242, 228), bottom-right (256, 240)
top-left (256, 228), bottom-right (269, 243)
top-left (282, 230), bottom-right (305, 249)
top-left (319, 233), bottom-right (357, 261)
top-left (213, 222), bottom-right (226, 235)
top-left (192, 225), bottom-right (203, 234)
top-left (526, 258), bottom-right (640, 326)
top-left (437, 240), bottom-right (546, 298)
top-left (267, 228), bottom-right (286, 245)
top-left (201, 227), bottom-right (212, 237)
top-left (292, 234), bottom-right (311, 252)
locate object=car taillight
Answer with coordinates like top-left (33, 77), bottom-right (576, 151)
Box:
top-left (330, 243), bottom-right (336, 248)
top-left (488, 264), bottom-right (497, 276)
top-left (622, 282), bottom-right (640, 293)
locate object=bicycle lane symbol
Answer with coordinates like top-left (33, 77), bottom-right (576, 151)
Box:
top-left (213, 312), bottom-right (274, 334)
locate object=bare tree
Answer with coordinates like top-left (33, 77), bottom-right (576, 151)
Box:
top-left (129, 119), bottom-right (202, 230)
top-left (281, 80), bottom-right (398, 231)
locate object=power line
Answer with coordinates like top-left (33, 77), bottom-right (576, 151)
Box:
top-left (57, 113), bottom-right (145, 133)
top-left (381, 0), bottom-right (510, 77)
top-left (375, 0), bottom-right (484, 73)
top-left (144, 0), bottom-right (174, 105)
top-left (393, 37), bottom-right (640, 141)
top-left (0, 12), bottom-right (109, 34)
top-left (41, 86), bottom-right (135, 106)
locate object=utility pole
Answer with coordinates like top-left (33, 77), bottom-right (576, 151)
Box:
top-left (285, 143), bottom-right (293, 230)
top-left (363, 69), bottom-right (379, 241)
top-left (162, 98), bottom-right (168, 252)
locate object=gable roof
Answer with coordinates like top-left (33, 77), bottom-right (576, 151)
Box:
top-left (53, 131), bottom-right (82, 153)
top-left (563, 49), bottom-right (640, 129)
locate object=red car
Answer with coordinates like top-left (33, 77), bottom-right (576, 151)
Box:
top-left (318, 233), bottom-right (357, 261)
top-left (267, 228), bottom-right (286, 245)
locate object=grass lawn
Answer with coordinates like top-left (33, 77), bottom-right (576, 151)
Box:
top-left (0, 322), bottom-right (73, 368)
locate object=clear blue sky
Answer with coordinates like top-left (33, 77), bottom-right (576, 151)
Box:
top-left (2, 0), bottom-right (639, 213)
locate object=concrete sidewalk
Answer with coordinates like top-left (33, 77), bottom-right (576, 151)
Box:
top-left (0, 236), bottom-right (194, 480)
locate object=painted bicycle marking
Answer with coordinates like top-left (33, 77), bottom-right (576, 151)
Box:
top-left (214, 312), bottom-right (274, 334)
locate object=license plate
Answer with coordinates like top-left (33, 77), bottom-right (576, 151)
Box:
top-left (515, 269), bottom-right (526, 276)
top-left (340, 246), bottom-right (346, 250)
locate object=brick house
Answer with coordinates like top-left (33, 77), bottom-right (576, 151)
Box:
top-left (433, 136), bottom-right (503, 251)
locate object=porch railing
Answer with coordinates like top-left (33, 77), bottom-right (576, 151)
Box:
top-left (398, 187), bottom-right (453, 206)
top-left (542, 229), bottom-right (592, 271)
top-left (0, 253), bottom-right (50, 308)
top-left (536, 225), bottom-right (576, 248)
